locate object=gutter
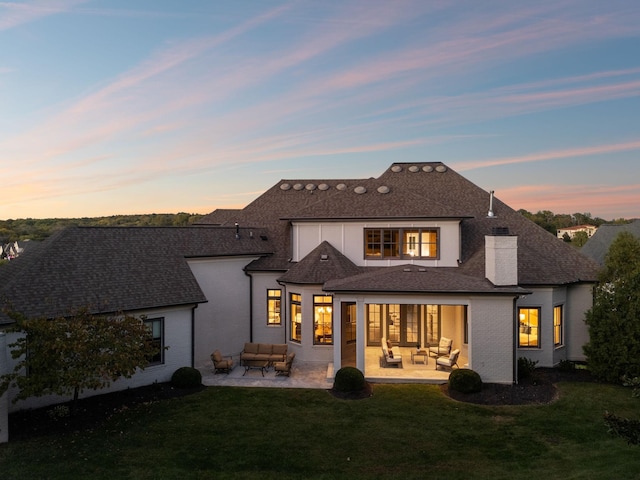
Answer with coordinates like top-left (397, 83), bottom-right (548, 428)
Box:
top-left (244, 269), bottom-right (254, 342)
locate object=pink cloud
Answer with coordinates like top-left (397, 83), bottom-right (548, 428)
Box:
top-left (0, 0), bottom-right (86, 31)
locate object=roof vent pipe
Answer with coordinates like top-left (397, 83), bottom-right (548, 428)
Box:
top-left (235, 222), bottom-right (240, 239)
top-left (487, 190), bottom-right (495, 218)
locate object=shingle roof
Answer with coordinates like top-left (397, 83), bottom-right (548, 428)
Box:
top-left (581, 220), bottom-right (640, 265)
top-left (0, 226), bottom-right (273, 324)
top-left (324, 264), bottom-right (529, 295)
top-left (277, 241), bottom-right (364, 284)
top-left (198, 162), bottom-right (601, 286)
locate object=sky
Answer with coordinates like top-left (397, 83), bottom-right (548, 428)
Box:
top-left (1, 1), bottom-right (639, 221)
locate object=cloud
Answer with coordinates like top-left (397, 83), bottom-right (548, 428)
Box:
top-left (0, 0), bottom-right (86, 30)
top-left (454, 140), bottom-right (640, 171)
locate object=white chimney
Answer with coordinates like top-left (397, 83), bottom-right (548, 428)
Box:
top-left (485, 227), bottom-right (518, 286)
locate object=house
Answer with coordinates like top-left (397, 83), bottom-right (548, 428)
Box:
top-left (581, 220), bottom-right (640, 265)
top-left (0, 162), bottom-right (601, 443)
top-left (556, 224), bottom-right (598, 240)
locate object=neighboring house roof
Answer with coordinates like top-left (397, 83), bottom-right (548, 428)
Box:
top-left (0, 226), bottom-right (273, 324)
top-left (581, 220), bottom-right (640, 265)
top-left (198, 162), bottom-right (601, 287)
top-left (277, 241), bottom-right (365, 285)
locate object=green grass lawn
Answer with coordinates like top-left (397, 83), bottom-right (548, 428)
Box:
top-left (1, 382), bottom-right (639, 479)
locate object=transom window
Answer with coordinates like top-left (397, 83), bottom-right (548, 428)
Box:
top-left (365, 228), bottom-right (438, 259)
top-left (518, 308), bottom-right (540, 348)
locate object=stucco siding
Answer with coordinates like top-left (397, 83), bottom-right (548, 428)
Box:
top-left (565, 283), bottom-right (593, 362)
top-left (249, 272), bottom-right (288, 345)
top-left (188, 256), bottom-right (259, 367)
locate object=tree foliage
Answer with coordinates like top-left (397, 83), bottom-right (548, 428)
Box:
top-left (584, 232), bottom-right (640, 382)
top-left (0, 309), bottom-right (161, 407)
top-left (0, 213), bottom-right (204, 243)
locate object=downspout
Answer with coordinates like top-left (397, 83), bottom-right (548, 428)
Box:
top-left (278, 280), bottom-right (288, 344)
top-left (191, 304), bottom-right (198, 368)
top-left (244, 269), bottom-right (254, 342)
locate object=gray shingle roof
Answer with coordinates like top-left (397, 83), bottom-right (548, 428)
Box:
top-left (0, 226), bottom-right (273, 324)
top-left (581, 220), bottom-right (640, 265)
top-left (198, 162), bottom-right (601, 287)
top-left (277, 241), bottom-right (364, 285)
top-left (324, 264), bottom-right (528, 295)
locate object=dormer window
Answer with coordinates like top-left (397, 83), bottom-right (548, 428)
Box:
top-left (364, 228), bottom-right (439, 259)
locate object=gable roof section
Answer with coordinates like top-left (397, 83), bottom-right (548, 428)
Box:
top-left (198, 162), bottom-right (601, 285)
top-left (277, 241), bottom-right (364, 285)
top-left (324, 264), bottom-right (528, 295)
top-left (581, 220), bottom-right (640, 265)
top-left (0, 226), bottom-right (273, 324)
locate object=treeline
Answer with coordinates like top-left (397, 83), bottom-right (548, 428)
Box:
top-left (0, 213), bottom-right (204, 243)
top-left (517, 210), bottom-right (631, 235)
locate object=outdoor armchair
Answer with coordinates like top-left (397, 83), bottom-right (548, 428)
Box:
top-left (436, 349), bottom-right (460, 371)
top-left (211, 350), bottom-right (234, 374)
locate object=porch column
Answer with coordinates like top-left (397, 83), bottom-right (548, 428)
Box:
top-left (356, 298), bottom-right (365, 372)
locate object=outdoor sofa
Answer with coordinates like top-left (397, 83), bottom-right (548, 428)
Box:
top-left (240, 342), bottom-right (288, 367)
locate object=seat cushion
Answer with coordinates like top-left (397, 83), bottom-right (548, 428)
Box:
top-left (244, 343), bottom-right (259, 354)
top-left (257, 343), bottom-right (273, 354)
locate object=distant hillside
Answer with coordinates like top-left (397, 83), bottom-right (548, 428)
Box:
top-left (0, 213), bottom-right (204, 243)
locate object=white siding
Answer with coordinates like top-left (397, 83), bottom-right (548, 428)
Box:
top-left (292, 220), bottom-right (461, 267)
top-left (468, 296), bottom-right (515, 384)
top-left (565, 283), bottom-right (592, 362)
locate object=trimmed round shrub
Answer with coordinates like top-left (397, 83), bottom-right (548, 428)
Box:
top-left (171, 366), bottom-right (202, 388)
top-left (333, 366), bottom-right (365, 392)
top-left (448, 368), bottom-right (482, 394)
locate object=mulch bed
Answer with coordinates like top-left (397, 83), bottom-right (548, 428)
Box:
top-left (442, 367), bottom-right (598, 405)
top-left (8, 368), bottom-right (598, 441)
top-left (8, 383), bottom-right (205, 441)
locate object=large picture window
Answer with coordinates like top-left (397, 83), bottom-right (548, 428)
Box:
top-left (518, 308), bottom-right (540, 348)
top-left (554, 305), bottom-right (563, 347)
top-left (313, 295), bottom-right (333, 345)
top-left (144, 317), bottom-right (164, 365)
top-left (290, 293), bottom-right (302, 343)
top-left (267, 289), bottom-right (281, 325)
top-left (365, 228), bottom-right (438, 259)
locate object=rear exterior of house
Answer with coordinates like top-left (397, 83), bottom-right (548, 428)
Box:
top-left (195, 162), bottom-right (600, 385)
top-left (0, 162), bottom-right (601, 443)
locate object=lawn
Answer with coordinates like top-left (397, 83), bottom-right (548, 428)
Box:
top-left (1, 382), bottom-right (639, 479)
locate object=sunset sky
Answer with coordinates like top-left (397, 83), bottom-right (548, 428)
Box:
top-left (1, 1), bottom-right (639, 220)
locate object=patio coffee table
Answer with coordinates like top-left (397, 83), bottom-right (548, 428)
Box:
top-left (243, 360), bottom-right (268, 376)
top-left (411, 349), bottom-right (429, 365)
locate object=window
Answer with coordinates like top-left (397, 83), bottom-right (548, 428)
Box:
top-left (313, 295), bottom-right (333, 345)
top-left (365, 228), bottom-right (438, 259)
top-left (344, 303), bottom-right (356, 344)
top-left (267, 289), bottom-right (281, 325)
top-left (518, 308), bottom-right (540, 348)
top-left (367, 304), bottom-right (382, 344)
top-left (144, 318), bottom-right (164, 364)
top-left (290, 293), bottom-right (302, 343)
top-left (554, 305), bottom-right (563, 347)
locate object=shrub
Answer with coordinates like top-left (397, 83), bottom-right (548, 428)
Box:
top-left (558, 359), bottom-right (575, 372)
top-left (333, 367), bottom-right (365, 392)
top-left (448, 368), bottom-right (482, 394)
top-left (171, 367), bottom-right (202, 388)
top-left (518, 357), bottom-right (538, 379)
top-left (604, 411), bottom-right (640, 445)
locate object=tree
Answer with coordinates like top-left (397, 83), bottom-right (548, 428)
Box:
top-left (584, 232), bottom-right (640, 382)
top-left (572, 230), bottom-right (589, 247)
top-left (0, 308), bottom-right (161, 409)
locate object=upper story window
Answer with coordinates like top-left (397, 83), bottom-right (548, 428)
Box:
top-left (365, 228), bottom-right (438, 259)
